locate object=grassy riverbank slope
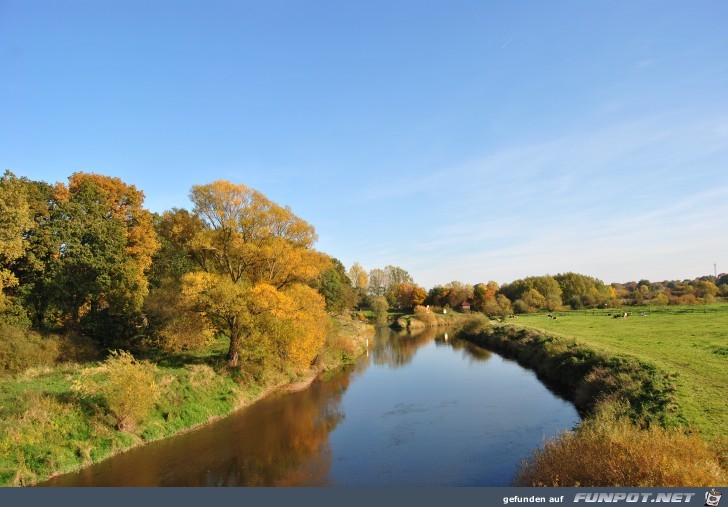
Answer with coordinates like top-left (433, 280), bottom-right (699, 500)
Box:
top-left (514, 304), bottom-right (728, 438)
top-left (457, 306), bottom-right (728, 486)
top-left (0, 316), bottom-right (372, 486)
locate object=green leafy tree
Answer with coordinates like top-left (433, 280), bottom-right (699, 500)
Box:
top-left (522, 288), bottom-right (547, 311)
top-left (370, 296), bottom-right (389, 325)
top-left (46, 174), bottom-right (159, 340)
top-left (499, 276), bottom-right (563, 311)
top-left (314, 257), bottom-right (359, 314)
top-left (426, 285), bottom-right (450, 307)
top-left (555, 272), bottom-right (614, 309)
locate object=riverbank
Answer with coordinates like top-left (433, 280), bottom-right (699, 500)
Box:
top-left (456, 317), bottom-right (727, 485)
top-left (393, 311), bottom-right (467, 330)
top-left (0, 316), bottom-right (373, 486)
top-left (459, 321), bottom-right (679, 425)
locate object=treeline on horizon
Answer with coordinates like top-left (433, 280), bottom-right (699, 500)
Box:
top-left (348, 266), bottom-right (728, 318)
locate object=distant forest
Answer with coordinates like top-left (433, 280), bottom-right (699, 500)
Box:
top-left (352, 268), bottom-right (728, 318)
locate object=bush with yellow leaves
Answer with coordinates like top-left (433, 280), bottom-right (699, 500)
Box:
top-left (73, 350), bottom-right (159, 430)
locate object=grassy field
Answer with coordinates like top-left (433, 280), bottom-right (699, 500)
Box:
top-left (513, 304), bottom-right (728, 438)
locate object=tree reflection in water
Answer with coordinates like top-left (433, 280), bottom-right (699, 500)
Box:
top-left (370, 326), bottom-right (492, 368)
top-left (370, 326), bottom-right (438, 368)
top-left (436, 335), bottom-right (493, 363)
top-left (43, 327), bottom-right (558, 488)
top-left (43, 368), bottom-right (352, 486)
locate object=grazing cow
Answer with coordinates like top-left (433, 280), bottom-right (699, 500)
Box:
top-left (547, 314), bottom-right (553, 319)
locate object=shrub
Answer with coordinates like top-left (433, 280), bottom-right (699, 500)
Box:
top-left (73, 350), bottom-right (159, 430)
top-left (55, 333), bottom-right (101, 363)
top-left (370, 296), bottom-right (389, 324)
top-left (413, 305), bottom-right (436, 324)
top-left (459, 314), bottom-right (491, 335)
top-left (516, 403), bottom-right (727, 486)
top-left (512, 299), bottom-right (531, 314)
top-left (0, 322), bottom-right (60, 373)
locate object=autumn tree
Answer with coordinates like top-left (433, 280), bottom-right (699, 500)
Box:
top-left (0, 172), bottom-right (32, 312)
top-left (43, 174), bottom-right (159, 340)
top-left (472, 281), bottom-right (499, 312)
top-left (387, 282), bottom-right (427, 309)
top-left (2, 173), bottom-right (158, 338)
top-left (694, 280), bottom-right (718, 300)
top-left (444, 281), bottom-right (474, 309)
top-left (167, 181), bottom-right (330, 366)
top-left (348, 262), bottom-right (368, 292)
top-left (246, 283), bottom-right (329, 373)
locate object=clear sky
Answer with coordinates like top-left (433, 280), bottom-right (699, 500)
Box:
top-left (2, 1), bottom-right (727, 288)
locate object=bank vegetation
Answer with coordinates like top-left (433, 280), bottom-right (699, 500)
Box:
top-left (457, 314), bottom-right (727, 486)
top-left (0, 171), bottom-right (372, 486)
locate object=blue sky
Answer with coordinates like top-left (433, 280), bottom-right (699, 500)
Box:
top-left (2, 1), bottom-right (727, 288)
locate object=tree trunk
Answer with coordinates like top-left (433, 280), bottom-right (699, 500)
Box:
top-left (227, 333), bottom-right (240, 367)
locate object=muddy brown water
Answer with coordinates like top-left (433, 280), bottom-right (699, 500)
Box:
top-left (42, 327), bottom-right (579, 486)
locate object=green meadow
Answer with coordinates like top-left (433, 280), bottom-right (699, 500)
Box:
top-left (514, 304), bottom-right (728, 438)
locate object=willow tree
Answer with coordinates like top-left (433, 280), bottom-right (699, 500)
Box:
top-left (169, 181), bottom-right (330, 366)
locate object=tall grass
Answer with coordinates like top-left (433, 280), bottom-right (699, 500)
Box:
top-left (516, 403), bottom-right (727, 486)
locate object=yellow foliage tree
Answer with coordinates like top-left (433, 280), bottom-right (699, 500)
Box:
top-left (169, 181), bottom-right (330, 367)
top-left (0, 172), bottom-right (32, 310)
top-left (249, 283), bottom-right (328, 373)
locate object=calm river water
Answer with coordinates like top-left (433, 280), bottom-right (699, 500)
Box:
top-left (43, 327), bottom-right (579, 486)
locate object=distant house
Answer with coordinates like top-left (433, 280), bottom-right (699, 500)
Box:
top-left (461, 301), bottom-right (471, 312)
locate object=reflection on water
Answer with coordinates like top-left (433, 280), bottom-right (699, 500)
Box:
top-left (43, 327), bottom-right (578, 487)
top-left (368, 326), bottom-right (438, 368)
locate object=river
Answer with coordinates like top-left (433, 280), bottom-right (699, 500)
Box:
top-left (42, 327), bottom-right (579, 486)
